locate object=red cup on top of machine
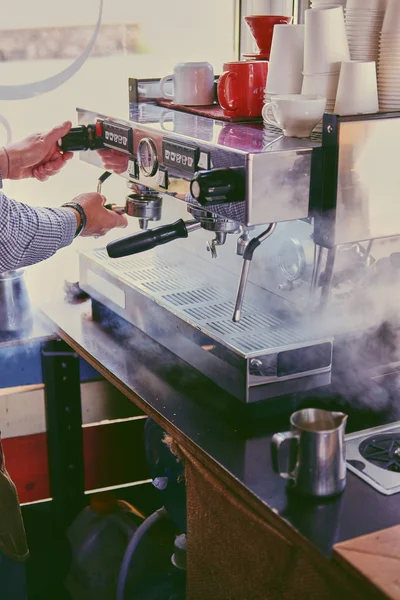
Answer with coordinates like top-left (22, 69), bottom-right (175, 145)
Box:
top-left (217, 61), bottom-right (268, 118)
top-left (244, 15), bottom-right (293, 58)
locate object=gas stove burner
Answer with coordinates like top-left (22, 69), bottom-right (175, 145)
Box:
top-left (346, 422), bottom-right (400, 494)
top-left (359, 434), bottom-right (400, 472)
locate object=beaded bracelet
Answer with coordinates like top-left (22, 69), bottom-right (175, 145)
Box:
top-left (61, 202), bottom-right (87, 237)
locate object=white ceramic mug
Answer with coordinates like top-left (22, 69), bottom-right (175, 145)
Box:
top-left (160, 62), bottom-right (214, 106)
top-left (262, 94), bottom-right (326, 137)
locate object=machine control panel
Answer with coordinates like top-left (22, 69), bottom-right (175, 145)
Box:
top-left (162, 139), bottom-right (199, 174)
top-left (72, 105), bottom-right (318, 225)
top-left (102, 121), bottom-right (133, 154)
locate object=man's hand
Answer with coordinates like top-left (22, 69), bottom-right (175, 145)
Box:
top-left (96, 148), bottom-right (129, 174)
top-left (68, 192), bottom-right (128, 237)
top-left (0, 121), bottom-right (74, 181)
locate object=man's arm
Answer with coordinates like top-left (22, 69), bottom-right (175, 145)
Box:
top-left (0, 122), bottom-right (128, 272)
top-left (0, 190), bottom-right (78, 272)
top-left (0, 122), bottom-right (73, 181)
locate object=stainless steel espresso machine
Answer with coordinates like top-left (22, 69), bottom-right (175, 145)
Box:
top-left (68, 78), bottom-right (400, 405)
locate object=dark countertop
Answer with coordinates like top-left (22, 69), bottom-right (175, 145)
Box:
top-left (35, 282), bottom-right (400, 563)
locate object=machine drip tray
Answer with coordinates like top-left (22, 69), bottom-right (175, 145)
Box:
top-left (79, 247), bottom-right (332, 403)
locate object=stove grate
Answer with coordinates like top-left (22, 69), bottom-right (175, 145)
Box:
top-left (359, 433), bottom-right (400, 472)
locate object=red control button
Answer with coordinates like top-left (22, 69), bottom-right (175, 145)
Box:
top-left (95, 121), bottom-right (103, 137)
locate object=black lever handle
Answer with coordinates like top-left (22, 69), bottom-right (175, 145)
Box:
top-left (107, 219), bottom-right (191, 258)
top-left (59, 124), bottom-right (103, 152)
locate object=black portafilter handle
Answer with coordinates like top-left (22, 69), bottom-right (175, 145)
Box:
top-left (107, 219), bottom-right (198, 259)
top-left (59, 124), bottom-right (103, 152)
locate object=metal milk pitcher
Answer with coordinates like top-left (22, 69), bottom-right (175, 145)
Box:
top-left (0, 270), bottom-right (32, 333)
top-left (271, 408), bottom-right (348, 497)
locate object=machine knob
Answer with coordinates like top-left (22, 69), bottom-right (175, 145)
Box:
top-left (190, 167), bottom-right (245, 206)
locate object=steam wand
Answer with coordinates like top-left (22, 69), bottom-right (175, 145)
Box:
top-left (96, 171), bottom-right (126, 214)
top-left (97, 171), bottom-right (118, 210)
top-left (232, 223), bottom-right (276, 323)
top-left (97, 170), bottom-right (112, 193)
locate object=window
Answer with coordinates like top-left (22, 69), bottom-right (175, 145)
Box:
top-left (0, 0), bottom-right (238, 209)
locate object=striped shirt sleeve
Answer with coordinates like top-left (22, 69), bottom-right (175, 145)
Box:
top-left (0, 190), bottom-right (77, 272)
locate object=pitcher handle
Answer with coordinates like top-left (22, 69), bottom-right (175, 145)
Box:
top-left (271, 431), bottom-right (299, 480)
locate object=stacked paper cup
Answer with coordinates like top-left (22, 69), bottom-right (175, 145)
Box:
top-left (302, 6), bottom-right (350, 127)
top-left (263, 24), bottom-right (305, 106)
top-left (311, 0), bottom-right (346, 8)
top-left (345, 0), bottom-right (386, 63)
top-left (334, 61), bottom-right (379, 114)
top-left (378, 0), bottom-right (400, 110)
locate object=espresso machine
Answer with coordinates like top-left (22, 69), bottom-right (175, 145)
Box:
top-left (67, 78), bottom-right (400, 405)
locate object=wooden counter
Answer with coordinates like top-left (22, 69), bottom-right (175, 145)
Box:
top-left (333, 525), bottom-right (400, 600)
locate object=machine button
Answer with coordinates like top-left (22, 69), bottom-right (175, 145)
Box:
top-left (156, 168), bottom-right (168, 189)
top-left (190, 167), bottom-right (245, 206)
top-left (128, 159), bottom-right (139, 179)
top-left (197, 151), bottom-right (211, 170)
top-left (191, 180), bottom-right (201, 198)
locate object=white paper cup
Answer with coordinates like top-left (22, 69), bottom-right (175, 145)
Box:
top-left (346, 0), bottom-right (387, 9)
top-left (301, 71), bottom-right (340, 99)
top-left (304, 6), bottom-right (350, 74)
top-left (262, 94), bottom-right (326, 137)
top-left (382, 0), bottom-right (400, 33)
top-left (313, 3), bottom-right (344, 6)
top-left (346, 16), bottom-right (383, 22)
top-left (380, 32), bottom-right (400, 38)
top-left (379, 57), bottom-right (400, 66)
top-left (345, 21), bottom-right (383, 29)
top-left (312, 2), bottom-right (345, 7)
top-left (346, 22), bottom-right (384, 31)
top-left (334, 60), bottom-right (379, 115)
top-left (266, 24), bottom-right (305, 95)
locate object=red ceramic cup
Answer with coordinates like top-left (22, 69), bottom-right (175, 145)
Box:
top-left (244, 15), bottom-right (293, 57)
top-left (217, 61), bottom-right (268, 118)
